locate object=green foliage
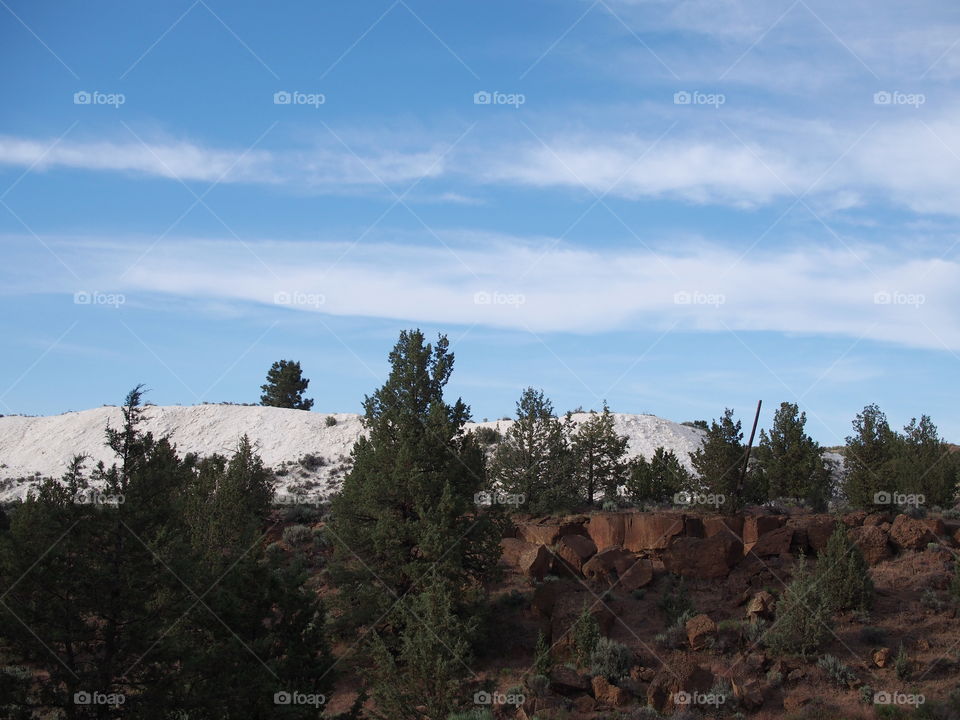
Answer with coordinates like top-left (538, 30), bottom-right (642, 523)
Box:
top-left (472, 426), bottom-right (501, 446)
top-left (689, 408), bottom-right (760, 512)
top-left (765, 557), bottom-right (832, 658)
top-left (571, 403), bottom-right (629, 506)
top-left (282, 523), bottom-right (313, 545)
top-left (816, 654), bottom-right (856, 686)
top-left (657, 575), bottom-right (694, 627)
top-left (755, 402), bottom-right (833, 510)
top-left (534, 631), bottom-right (552, 676)
top-left (447, 711), bottom-right (493, 720)
top-left (859, 685), bottom-right (874, 704)
top-left (0, 387), bottom-right (333, 718)
top-left (488, 387), bottom-right (577, 514)
top-left (626, 447), bottom-right (692, 504)
top-left (571, 601), bottom-right (601, 666)
top-left (842, 404), bottom-right (901, 507)
top-left (894, 644), bottom-right (910, 679)
top-left (260, 359), bottom-right (314, 410)
top-left (812, 525), bottom-right (874, 612)
top-left (325, 415), bottom-right (338, 426)
top-left (589, 636), bottom-right (633, 681)
top-left (329, 330), bottom-right (501, 714)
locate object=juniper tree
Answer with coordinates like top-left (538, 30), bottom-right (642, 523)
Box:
top-left (843, 404), bottom-right (900, 508)
top-left (765, 556), bottom-right (832, 658)
top-left (260, 359), bottom-right (314, 410)
top-left (488, 388), bottom-right (577, 514)
top-left (812, 525), bottom-right (874, 612)
top-left (626, 447), bottom-right (692, 505)
top-left (571, 403), bottom-right (629, 506)
top-left (899, 415), bottom-right (957, 507)
top-left (689, 408), bottom-right (758, 511)
top-left (755, 402), bottom-right (833, 510)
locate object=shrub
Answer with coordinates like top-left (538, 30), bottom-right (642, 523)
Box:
top-left (813, 525), bottom-right (874, 612)
top-left (526, 674), bottom-right (550, 697)
top-left (894, 644), bottom-right (910, 680)
top-left (282, 524), bottom-right (312, 545)
top-left (312, 527), bottom-right (332, 550)
top-left (920, 588), bottom-right (947, 612)
top-left (817, 654), bottom-right (856, 687)
top-left (766, 557), bottom-right (832, 657)
top-left (601, 499), bottom-right (618, 511)
top-left (280, 503), bottom-right (321, 524)
top-left (949, 559), bottom-right (960, 604)
top-left (298, 453), bottom-right (327, 471)
top-left (859, 685), bottom-right (874, 704)
top-left (473, 426), bottom-right (501, 445)
top-left (534, 631), bottom-right (551, 676)
top-left (744, 618), bottom-right (768, 647)
top-left (658, 575), bottom-right (694, 627)
top-left (571, 602), bottom-right (600, 666)
top-left (447, 710), bottom-right (493, 720)
top-left (589, 636), bottom-right (633, 681)
top-left (325, 415), bottom-right (338, 427)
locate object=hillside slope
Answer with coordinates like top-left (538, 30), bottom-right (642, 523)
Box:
top-left (0, 405), bottom-right (706, 502)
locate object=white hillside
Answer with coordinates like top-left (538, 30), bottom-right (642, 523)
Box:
top-left (0, 405), bottom-right (705, 502)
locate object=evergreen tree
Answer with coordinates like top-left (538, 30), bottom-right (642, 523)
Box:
top-left (899, 415), bottom-right (957, 507)
top-left (689, 408), bottom-right (751, 512)
top-left (765, 557), bottom-right (832, 658)
top-left (488, 388), bottom-right (576, 514)
top-left (570, 403), bottom-right (629, 506)
top-left (755, 402), bottom-right (833, 510)
top-left (625, 447), bottom-right (691, 505)
top-left (260, 359), bottom-right (314, 410)
top-left (812, 525), bottom-right (873, 612)
top-left (329, 330), bottom-right (501, 715)
top-left (842, 404), bottom-right (899, 508)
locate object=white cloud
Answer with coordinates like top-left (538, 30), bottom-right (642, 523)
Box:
top-left (19, 232), bottom-right (960, 351)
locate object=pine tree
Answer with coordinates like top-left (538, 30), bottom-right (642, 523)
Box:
top-left (765, 556), bottom-right (832, 658)
top-left (260, 359), bottom-right (314, 410)
top-left (488, 388), bottom-right (577, 514)
top-left (843, 404), bottom-right (899, 508)
top-left (625, 447), bottom-right (692, 505)
top-left (899, 415), bottom-right (957, 507)
top-left (571, 403), bottom-right (629, 506)
top-left (812, 525), bottom-right (874, 612)
top-left (755, 402), bottom-right (833, 510)
top-left (689, 408), bottom-right (750, 512)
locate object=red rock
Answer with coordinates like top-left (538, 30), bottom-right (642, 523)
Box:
top-left (586, 513), bottom-right (626, 550)
top-left (743, 514), bottom-right (784, 545)
top-left (843, 510), bottom-right (868, 527)
top-left (703, 515), bottom-right (744, 539)
top-left (624, 512), bottom-right (686, 551)
top-left (646, 654), bottom-right (713, 714)
top-left (591, 676), bottom-right (631, 707)
top-left (555, 534), bottom-right (597, 574)
top-left (684, 516), bottom-right (705, 537)
top-left (864, 512), bottom-right (892, 527)
top-left (685, 613), bottom-right (717, 650)
top-left (663, 533), bottom-right (742, 578)
top-left (733, 678), bottom-right (767, 710)
top-left (848, 525), bottom-right (892, 565)
top-left (550, 592), bottom-right (616, 649)
top-left (500, 538), bottom-right (552, 579)
top-left (890, 514), bottom-right (937, 550)
top-left (571, 694), bottom-right (595, 713)
top-left (583, 546), bottom-right (634, 585)
top-left (922, 517), bottom-right (946, 537)
top-left (746, 591), bottom-right (775, 621)
top-left (619, 558), bottom-right (654, 591)
top-left (744, 526), bottom-right (793, 557)
top-left (873, 647), bottom-right (891, 668)
top-left (788, 515), bottom-right (837, 553)
top-left (550, 666), bottom-right (590, 694)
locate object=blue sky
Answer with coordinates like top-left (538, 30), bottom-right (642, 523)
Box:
top-left (1, 0), bottom-right (959, 445)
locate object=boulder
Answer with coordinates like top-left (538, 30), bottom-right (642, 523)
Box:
top-left (619, 558), bottom-right (654, 591)
top-left (550, 666), bottom-right (590, 695)
top-left (555, 534), bottom-right (597, 574)
top-left (571, 694), bottom-right (595, 713)
top-left (788, 516), bottom-right (837, 553)
top-left (890, 514), bottom-right (937, 550)
top-left (646, 654), bottom-right (713, 714)
top-left (624, 512), bottom-right (686, 551)
top-left (744, 526), bottom-right (793, 557)
top-left (743, 514), bottom-right (784, 545)
top-left (864, 512), bottom-right (892, 527)
top-left (732, 678), bottom-right (767, 710)
top-left (550, 592), bottom-right (616, 649)
top-left (586, 513), bottom-right (625, 550)
top-left (848, 525), bottom-right (891, 565)
top-left (500, 538), bottom-right (552, 580)
top-left (685, 613), bottom-right (717, 650)
top-left (922, 517), bottom-right (946, 537)
top-left (516, 518), bottom-right (587, 546)
top-left (703, 515), bottom-right (744, 540)
top-left (663, 533), bottom-right (742, 579)
top-left (684, 516), bottom-right (705, 538)
top-left (746, 591), bottom-right (776, 621)
top-left (583, 546), bottom-right (634, 585)
top-left (591, 676), bottom-right (631, 707)
top-left (873, 647), bottom-right (892, 668)
top-left (843, 510), bottom-right (868, 527)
